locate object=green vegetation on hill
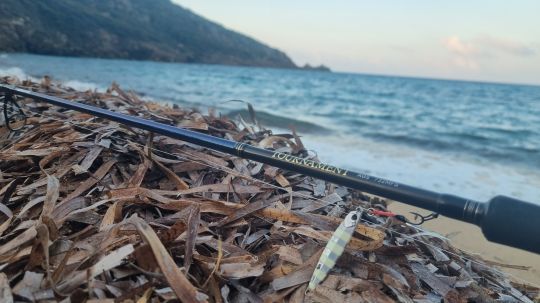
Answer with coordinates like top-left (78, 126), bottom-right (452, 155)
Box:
top-left (0, 0), bottom-right (297, 68)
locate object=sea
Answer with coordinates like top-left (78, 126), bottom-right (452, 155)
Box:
top-left (1, 53), bottom-right (539, 204)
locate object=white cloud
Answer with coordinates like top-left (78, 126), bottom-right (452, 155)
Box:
top-left (443, 36), bottom-right (480, 69)
top-left (443, 35), bottom-right (538, 70)
top-left (444, 36), bottom-right (479, 56)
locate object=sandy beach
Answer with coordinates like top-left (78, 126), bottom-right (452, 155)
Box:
top-left (389, 202), bottom-right (540, 287)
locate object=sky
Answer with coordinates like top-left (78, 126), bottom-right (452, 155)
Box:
top-left (173, 1), bottom-right (540, 85)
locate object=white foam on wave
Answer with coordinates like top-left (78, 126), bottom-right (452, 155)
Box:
top-left (301, 133), bottom-right (539, 203)
top-left (0, 67), bottom-right (39, 82)
top-left (0, 66), bottom-right (103, 92)
top-left (63, 80), bottom-right (101, 92)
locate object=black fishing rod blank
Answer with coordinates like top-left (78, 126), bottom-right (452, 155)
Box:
top-left (1, 84), bottom-right (539, 254)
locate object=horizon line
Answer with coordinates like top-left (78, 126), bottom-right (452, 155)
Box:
top-left (2, 52), bottom-right (539, 88)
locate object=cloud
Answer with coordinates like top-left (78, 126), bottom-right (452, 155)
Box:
top-left (444, 36), bottom-right (479, 56)
top-left (442, 35), bottom-right (538, 70)
top-left (443, 36), bottom-right (480, 69)
top-left (476, 35), bottom-right (537, 57)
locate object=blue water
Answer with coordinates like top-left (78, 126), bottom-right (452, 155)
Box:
top-left (1, 53), bottom-right (539, 202)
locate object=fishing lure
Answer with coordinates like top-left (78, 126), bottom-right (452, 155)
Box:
top-left (308, 208), bottom-right (362, 291)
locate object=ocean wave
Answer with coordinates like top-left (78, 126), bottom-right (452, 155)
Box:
top-left (0, 66), bottom-right (103, 92)
top-left (224, 109), bottom-right (331, 134)
top-left (302, 133), bottom-right (540, 202)
top-left (364, 133), bottom-right (454, 150)
top-left (363, 132), bottom-right (538, 168)
top-left (441, 131), bottom-right (492, 142)
top-left (63, 80), bottom-right (102, 92)
top-left (0, 67), bottom-right (39, 82)
top-left (355, 109), bottom-right (395, 119)
top-left (477, 124), bottom-right (535, 136)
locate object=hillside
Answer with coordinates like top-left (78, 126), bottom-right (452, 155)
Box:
top-left (0, 0), bottom-right (297, 68)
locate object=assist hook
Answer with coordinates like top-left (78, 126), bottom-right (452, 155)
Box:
top-left (2, 92), bottom-right (27, 131)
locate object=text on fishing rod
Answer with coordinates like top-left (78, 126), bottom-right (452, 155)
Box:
top-left (272, 152), bottom-right (348, 176)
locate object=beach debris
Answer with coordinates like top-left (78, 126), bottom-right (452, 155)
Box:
top-left (0, 75), bottom-right (538, 302)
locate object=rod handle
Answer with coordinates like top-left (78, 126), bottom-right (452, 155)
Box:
top-left (481, 196), bottom-right (540, 254)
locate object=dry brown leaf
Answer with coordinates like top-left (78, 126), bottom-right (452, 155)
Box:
top-left (275, 174), bottom-right (291, 189)
top-left (99, 201), bottom-right (121, 231)
top-left (61, 159), bottom-right (117, 203)
top-left (129, 216), bottom-right (206, 303)
top-left (308, 284), bottom-right (367, 303)
top-left (77, 145), bottom-right (103, 173)
top-left (410, 262), bottom-right (458, 298)
top-left (1, 146), bottom-right (68, 159)
top-left (38, 148), bottom-right (67, 172)
top-left (275, 246), bottom-right (303, 266)
top-left (41, 174), bottom-right (59, 219)
top-left (360, 288), bottom-right (397, 303)
top-left (218, 262), bottom-right (265, 279)
top-left (136, 287), bottom-right (154, 303)
top-left (178, 119), bottom-right (209, 130)
top-left (0, 226), bottom-right (37, 259)
top-left (185, 205), bottom-right (201, 272)
top-left (172, 161), bottom-right (208, 173)
top-left (194, 253), bottom-right (256, 265)
top-left (154, 158), bottom-right (190, 190)
top-left (216, 199), bottom-right (274, 227)
top-left (160, 183), bottom-right (263, 195)
top-left (271, 247), bottom-right (323, 291)
top-left (127, 158), bottom-right (152, 187)
top-left (57, 244), bottom-right (135, 293)
top-left (0, 202), bottom-right (13, 236)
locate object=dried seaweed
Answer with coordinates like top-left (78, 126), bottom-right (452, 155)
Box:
top-left (0, 76), bottom-right (538, 302)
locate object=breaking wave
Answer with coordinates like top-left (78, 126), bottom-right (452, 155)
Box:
top-left (224, 109), bottom-right (331, 134)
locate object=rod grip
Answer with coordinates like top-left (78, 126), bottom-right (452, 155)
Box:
top-left (481, 196), bottom-right (540, 254)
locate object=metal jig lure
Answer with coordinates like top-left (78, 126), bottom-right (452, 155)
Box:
top-left (308, 208), bottom-right (362, 291)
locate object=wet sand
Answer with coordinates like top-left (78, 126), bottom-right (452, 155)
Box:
top-left (388, 202), bottom-right (540, 287)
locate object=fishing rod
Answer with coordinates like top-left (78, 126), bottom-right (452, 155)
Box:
top-left (1, 84), bottom-right (539, 254)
